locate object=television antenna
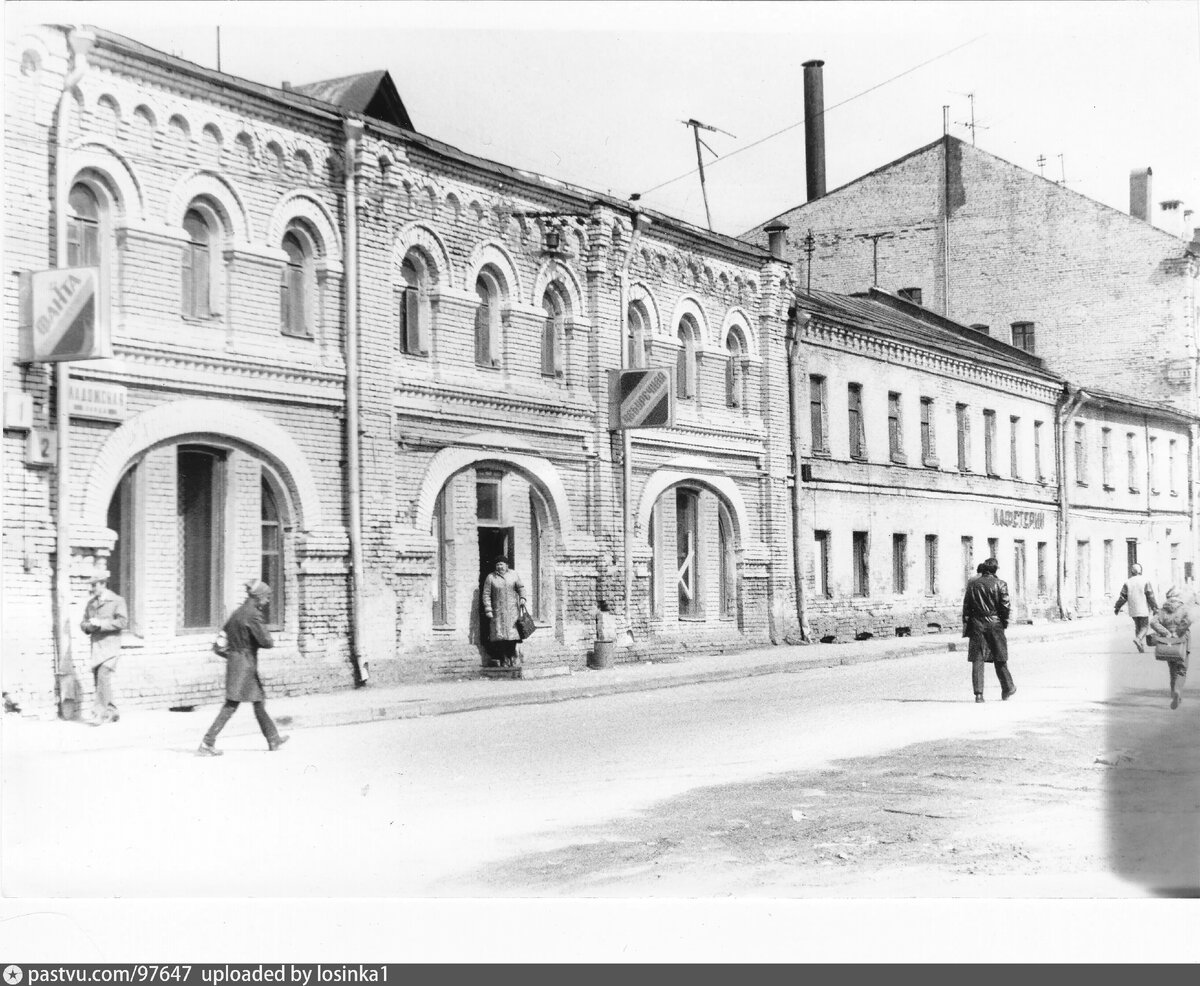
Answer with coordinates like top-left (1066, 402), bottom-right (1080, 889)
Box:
top-left (681, 118), bottom-right (735, 231)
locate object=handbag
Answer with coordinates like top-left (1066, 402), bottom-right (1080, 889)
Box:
top-left (515, 605), bottom-right (536, 641)
top-left (1154, 636), bottom-right (1187, 662)
top-left (212, 629), bottom-right (230, 658)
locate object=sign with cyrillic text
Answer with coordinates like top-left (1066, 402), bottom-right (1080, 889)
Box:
top-left (18, 267), bottom-right (111, 362)
top-left (69, 381), bottom-right (128, 422)
top-left (608, 368), bottom-right (674, 431)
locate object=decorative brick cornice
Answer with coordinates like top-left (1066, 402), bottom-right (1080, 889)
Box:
top-left (101, 343), bottom-right (346, 396)
top-left (805, 318), bottom-right (1061, 402)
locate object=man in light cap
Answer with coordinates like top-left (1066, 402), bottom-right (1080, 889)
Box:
top-left (197, 580), bottom-right (288, 756)
top-left (1115, 563), bottom-right (1158, 653)
top-left (80, 572), bottom-right (128, 724)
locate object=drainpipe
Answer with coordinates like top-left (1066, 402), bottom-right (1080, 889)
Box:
top-left (343, 117), bottom-right (368, 686)
top-left (1055, 385), bottom-right (1088, 619)
top-left (618, 207), bottom-right (650, 620)
top-left (785, 305), bottom-right (812, 643)
top-left (50, 27), bottom-right (96, 719)
top-left (942, 128), bottom-right (952, 316)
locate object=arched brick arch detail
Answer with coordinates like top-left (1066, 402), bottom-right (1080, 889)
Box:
top-left (165, 170), bottom-right (251, 242)
top-left (82, 399), bottom-right (324, 531)
top-left (530, 258), bottom-right (586, 316)
top-left (392, 222), bottom-right (454, 285)
top-left (627, 282), bottom-right (661, 336)
top-left (63, 142), bottom-right (145, 221)
top-left (721, 306), bottom-right (759, 360)
top-left (463, 241), bottom-right (522, 299)
top-left (266, 191), bottom-right (343, 257)
top-left (669, 294), bottom-right (711, 349)
top-left (413, 435), bottom-right (575, 539)
top-left (635, 461), bottom-right (750, 545)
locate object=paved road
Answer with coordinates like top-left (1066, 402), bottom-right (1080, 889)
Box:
top-left (3, 620), bottom-right (1189, 897)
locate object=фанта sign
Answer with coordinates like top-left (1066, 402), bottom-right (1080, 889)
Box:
top-left (18, 267), bottom-right (111, 363)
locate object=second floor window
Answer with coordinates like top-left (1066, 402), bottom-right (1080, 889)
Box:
top-left (541, 286), bottom-right (566, 378)
top-left (1127, 432), bottom-right (1138, 491)
top-left (848, 383), bottom-right (865, 460)
top-left (1034, 420), bottom-right (1046, 482)
top-left (1101, 427), bottom-right (1112, 486)
top-left (181, 209), bottom-right (213, 319)
top-left (67, 184), bottom-right (100, 267)
top-left (280, 232), bottom-right (311, 338)
top-left (725, 331), bottom-right (745, 408)
top-left (888, 392), bottom-right (904, 462)
top-left (677, 316), bottom-right (699, 400)
top-left (1010, 416), bottom-right (1020, 478)
top-left (1169, 439), bottom-right (1178, 494)
top-left (1074, 422), bottom-right (1087, 485)
top-left (920, 397), bottom-right (935, 465)
top-left (983, 409), bottom-right (997, 475)
top-left (956, 403), bottom-right (970, 471)
top-left (398, 255), bottom-right (431, 356)
top-left (474, 272), bottom-right (501, 368)
top-left (627, 303), bottom-right (647, 368)
top-left (810, 375), bottom-right (828, 452)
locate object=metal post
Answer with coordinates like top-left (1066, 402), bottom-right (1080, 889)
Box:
top-left (690, 123), bottom-right (713, 231)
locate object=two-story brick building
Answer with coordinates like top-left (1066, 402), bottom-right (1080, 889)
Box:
top-left (3, 25), bottom-right (795, 712)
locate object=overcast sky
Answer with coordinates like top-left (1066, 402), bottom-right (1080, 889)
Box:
top-left (8, 1), bottom-right (1200, 238)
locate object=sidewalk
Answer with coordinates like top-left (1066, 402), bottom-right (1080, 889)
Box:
top-left (5, 615), bottom-right (1116, 751)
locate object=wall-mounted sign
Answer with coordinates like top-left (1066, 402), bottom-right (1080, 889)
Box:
top-left (4, 392), bottom-right (34, 431)
top-left (608, 368), bottom-right (675, 431)
top-left (17, 267), bottom-right (111, 363)
top-left (68, 381), bottom-right (127, 422)
top-left (25, 428), bottom-right (56, 466)
top-left (993, 508), bottom-right (1046, 529)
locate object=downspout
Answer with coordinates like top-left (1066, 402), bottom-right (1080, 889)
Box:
top-left (50, 27), bottom-right (96, 719)
top-left (942, 133), bottom-right (952, 316)
top-left (618, 207), bottom-right (650, 621)
top-left (343, 117), bottom-right (368, 686)
top-left (1055, 384), bottom-right (1088, 619)
top-left (786, 305), bottom-right (812, 642)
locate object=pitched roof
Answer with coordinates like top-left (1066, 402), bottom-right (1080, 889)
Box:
top-left (797, 286), bottom-right (1061, 382)
top-left (294, 70), bottom-right (414, 131)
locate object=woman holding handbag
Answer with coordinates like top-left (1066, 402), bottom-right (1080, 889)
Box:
top-left (482, 558), bottom-right (527, 668)
top-left (1148, 587), bottom-right (1191, 710)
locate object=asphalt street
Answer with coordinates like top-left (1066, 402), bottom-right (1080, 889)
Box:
top-left (3, 619), bottom-right (1195, 897)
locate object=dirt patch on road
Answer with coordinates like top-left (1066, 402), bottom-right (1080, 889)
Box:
top-left (462, 692), bottom-right (1199, 897)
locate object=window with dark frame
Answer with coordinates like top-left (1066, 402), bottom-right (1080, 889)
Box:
top-left (1011, 321), bottom-right (1035, 354)
top-left (67, 184), bottom-right (101, 267)
top-left (181, 208), bottom-right (212, 319)
top-left (983, 409), bottom-right (997, 476)
top-left (920, 397), bottom-right (936, 465)
top-left (627, 303), bottom-right (647, 369)
top-left (677, 317), bottom-right (698, 400)
top-left (925, 534), bottom-right (938, 595)
top-left (892, 533), bottom-right (907, 593)
top-left (475, 478), bottom-right (501, 523)
top-left (676, 488), bottom-right (701, 617)
top-left (541, 286), bottom-right (566, 378)
top-left (431, 488), bottom-right (451, 626)
top-left (1074, 422), bottom-right (1087, 485)
top-left (1101, 427), bottom-right (1112, 487)
top-left (1034, 420), bottom-right (1045, 482)
top-left (848, 383), bottom-right (865, 460)
top-left (260, 477), bottom-right (285, 628)
top-left (962, 535), bottom-right (975, 587)
top-left (474, 273), bottom-right (499, 368)
top-left (852, 531), bottom-right (869, 597)
top-left (809, 375), bottom-right (828, 452)
top-left (1009, 415), bottom-right (1020, 478)
top-left (1037, 541), bottom-right (1048, 596)
top-left (177, 446), bottom-right (224, 630)
top-left (718, 504), bottom-right (736, 618)
top-left (814, 530), bottom-right (831, 598)
top-left (280, 231), bottom-right (310, 338)
top-left (956, 403), bottom-right (970, 471)
top-left (897, 287), bottom-right (922, 305)
top-left (888, 392), bottom-right (905, 463)
top-left (725, 332), bottom-right (744, 408)
top-left (398, 255), bottom-right (430, 356)
top-left (1127, 432), bottom-right (1138, 491)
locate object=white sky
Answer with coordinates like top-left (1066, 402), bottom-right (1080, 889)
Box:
top-left (7, 0), bottom-right (1200, 238)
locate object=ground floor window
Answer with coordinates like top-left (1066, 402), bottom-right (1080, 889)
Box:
top-left (718, 503), bottom-right (736, 618)
top-left (924, 535), bottom-right (938, 595)
top-left (1013, 539), bottom-right (1027, 598)
top-left (676, 488), bottom-right (700, 618)
top-left (814, 530), bottom-right (831, 598)
top-left (853, 531), bottom-right (869, 597)
top-left (1037, 542), bottom-right (1048, 596)
top-left (1103, 539), bottom-right (1114, 594)
top-left (962, 536), bottom-right (974, 587)
top-left (892, 533), bottom-right (907, 594)
top-left (1076, 540), bottom-right (1091, 599)
top-left (106, 464), bottom-right (139, 634)
top-left (261, 476), bottom-right (284, 628)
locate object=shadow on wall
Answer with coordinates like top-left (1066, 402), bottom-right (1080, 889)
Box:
top-left (1104, 630), bottom-right (1200, 897)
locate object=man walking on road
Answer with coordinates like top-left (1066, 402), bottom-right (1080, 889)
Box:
top-left (197, 581), bottom-right (288, 756)
top-left (1114, 563), bottom-right (1158, 653)
top-left (963, 557), bottom-right (1015, 703)
top-left (81, 574), bottom-right (128, 724)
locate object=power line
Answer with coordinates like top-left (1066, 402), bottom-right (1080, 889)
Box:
top-left (636, 33), bottom-right (987, 200)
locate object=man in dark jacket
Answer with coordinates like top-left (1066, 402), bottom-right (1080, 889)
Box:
top-left (963, 557), bottom-right (1015, 703)
top-left (196, 581), bottom-right (289, 756)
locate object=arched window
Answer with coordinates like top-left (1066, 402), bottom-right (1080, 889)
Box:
top-left (627, 302), bottom-right (647, 369)
top-left (280, 231), bottom-right (311, 337)
top-left (474, 271), bottom-right (500, 368)
top-left (261, 477), bottom-right (285, 627)
top-left (181, 208), bottom-right (213, 318)
top-left (677, 315), bottom-right (699, 399)
top-left (67, 184), bottom-right (100, 267)
top-left (398, 253), bottom-right (431, 356)
top-left (541, 285), bottom-right (566, 378)
top-left (725, 330), bottom-right (745, 408)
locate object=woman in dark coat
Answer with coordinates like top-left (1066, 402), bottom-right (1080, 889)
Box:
top-left (482, 559), bottom-right (526, 667)
top-left (197, 581), bottom-right (288, 756)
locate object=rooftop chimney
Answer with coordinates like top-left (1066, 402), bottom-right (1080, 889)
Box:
top-left (1130, 167), bottom-right (1152, 222)
top-left (803, 59), bottom-right (826, 202)
top-left (764, 223), bottom-right (788, 260)
top-left (282, 81), bottom-right (293, 91)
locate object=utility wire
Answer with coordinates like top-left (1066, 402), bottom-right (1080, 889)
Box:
top-left (636, 33), bottom-right (987, 200)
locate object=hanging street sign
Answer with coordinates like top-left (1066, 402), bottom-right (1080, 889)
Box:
top-left (608, 368), bottom-right (675, 431)
top-left (17, 267), bottom-right (111, 363)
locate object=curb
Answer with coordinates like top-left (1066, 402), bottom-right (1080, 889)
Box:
top-left (278, 622), bottom-right (1094, 731)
